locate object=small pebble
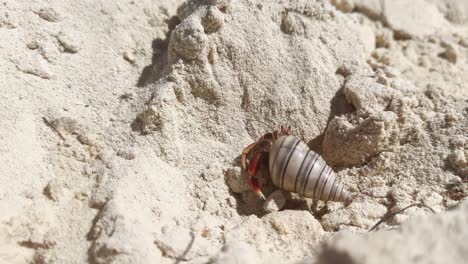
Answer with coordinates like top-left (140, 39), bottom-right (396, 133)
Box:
top-left (35, 7), bottom-right (62, 22)
top-left (263, 190), bottom-right (287, 213)
top-left (123, 50), bottom-right (136, 63)
top-left (117, 149), bottom-right (136, 160)
top-left (225, 167), bottom-right (250, 193)
top-left (440, 42), bottom-right (458, 64)
top-left (57, 32), bottom-right (80, 53)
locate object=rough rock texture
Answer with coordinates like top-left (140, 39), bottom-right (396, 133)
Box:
top-left (208, 241), bottom-right (258, 264)
top-left (223, 210), bottom-right (325, 263)
top-left (317, 201), bottom-right (468, 264)
top-left (0, 0), bottom-right (467, 263)
top-left (428, 0), bottom-right (468, 24)
top-left (383, 0), bottom-right (448, 39)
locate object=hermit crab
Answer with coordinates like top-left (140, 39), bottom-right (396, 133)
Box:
top-left (241, 126), bottom-right (353, 210)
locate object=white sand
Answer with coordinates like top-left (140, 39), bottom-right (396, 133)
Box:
top-left (0, 0), bottom-right (467, 263)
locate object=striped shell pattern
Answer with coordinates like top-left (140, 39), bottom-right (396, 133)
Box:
top-left (269, 135), bottom-right (352, 203)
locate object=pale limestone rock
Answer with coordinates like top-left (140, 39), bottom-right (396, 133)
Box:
top-left (448, 149), bottom-right (468, 178)
top-left (383, 0), bottom-right (447, 38)
top-left (263, 190), bottom-right (287, 213)
top-left (316, 201), bottom-right (468, 264)
top-left (208, 241), bottom-right (258, 264)
top-left (34, 7), bottom-right (62, 22)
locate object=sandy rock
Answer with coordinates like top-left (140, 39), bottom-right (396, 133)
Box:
top-left (354, 0), bottom-right (383, 19)
top-left (225, 166), bottom-right (251, 193)
top-left (133, 105), bottom-right (164, 134)
top-left (34, 7), bottom-right (62, 22)
top-left (416, 191), bottom-right (444, 212)
top-left (440, 41), bottom-right (459, 64)
top-left (200, 164), bottom-right (224, 182)
top-left (224, 210), bottom-right (325, 262)
top-left (122, 49), bottom-right (136, 64)
top-left (15, 53), bottom-right (54, 79)
top-left (0, 95), bottom-right (51, 220)
top-left (169, 15), bottom-right (208, 61)
top-left (191, 212), bottom-right (224, 241)
top-left (0, 10), bottom-right (18, 28)
top-left (316, 201), bottom-right (468, 264)
top-left (263, 210), bottom-right (325, 240)
top-left (2, 201), bottom-right (59, 264)
top-left (375, 27), bottom-right (393, 48)
top-left (116, 148), bottom-right (136, 160)
top-left (445, 1), bottom-right (468, 23)
top-left (39, 39), bottom-right (61, 63)
top-left (321, 200), bottom-right (387, 230)
top-left (0, 230), bottom-right (34, 264)
top-left (263, 190), bottom-right (287, 213)
top-left (88, 199), bottom-right (162, 264)
top-left (343, 75), bottom-right (401, 111)
top-left (459, 36), bottom-right (468, 48)
top-left (356, 22), bottom-right (376, 54)
top-left (57, 32), bottom-right (80, 53)
top-left (428, 0), bottom-right (468, 24)
top-left (336, 60), bottom-right (374, 77)
top-left (383, 0), bottom-right (447, 39)
top-left (201, 6), bottom-right (224, 34)
top-left (154, 227), bottom-right (217, 261)
top-left (448, 149), bottom-right (468, 178)
top-left (322, 110), bottom-right (399, 167)
top-left (43, 179), bottom-right (69, 202)
top-left (208, 241), bottom-right (258, 264)
top-left (330, 0), bottom-right (355, 13)
top-left (142, 0), bottom-right (370, 151)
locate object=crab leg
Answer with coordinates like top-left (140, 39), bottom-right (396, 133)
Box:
top-left (247, 152), bottom-right (263, 194)
top-left (241, 142), bottom-right (256, 171)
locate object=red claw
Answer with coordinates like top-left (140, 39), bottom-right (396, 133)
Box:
top-left (247, 152), bottom-right (263, 193)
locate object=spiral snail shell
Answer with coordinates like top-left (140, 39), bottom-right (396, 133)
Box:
top-left (269, 135), bottom-right (352, 204)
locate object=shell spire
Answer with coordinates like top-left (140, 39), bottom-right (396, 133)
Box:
top-left (269, 135), bottom-right (353, 204)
